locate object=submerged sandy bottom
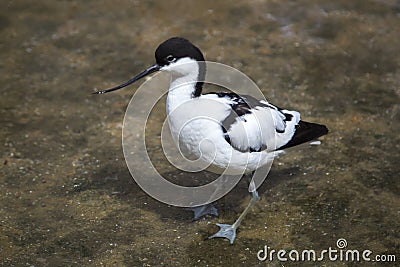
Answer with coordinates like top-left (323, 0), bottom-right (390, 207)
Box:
top-left (0, 1), bottom-right (399, 266)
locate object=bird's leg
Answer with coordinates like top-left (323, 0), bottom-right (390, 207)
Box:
top-left (208, 178), bottom-right (260, 244)
top-left (188, 174), bottom-right (231, 220)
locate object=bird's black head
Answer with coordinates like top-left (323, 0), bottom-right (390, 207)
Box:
top-left (155, 37), bottom-right (205, 67)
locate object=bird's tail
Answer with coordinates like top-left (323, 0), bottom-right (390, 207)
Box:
top-left (278, 121), bottom-right (328, 150)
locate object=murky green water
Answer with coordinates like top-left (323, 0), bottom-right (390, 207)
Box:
top-left (1, 1), bottom-right (399, 266)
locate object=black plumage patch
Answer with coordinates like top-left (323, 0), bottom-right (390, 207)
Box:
top-left (284, 113), bottom-right (293, 121)
top-left (215, 92), bottom-right (265, 116)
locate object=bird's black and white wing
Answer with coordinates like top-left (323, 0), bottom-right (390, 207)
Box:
top-left (203, 92), bottom-right (328, 152)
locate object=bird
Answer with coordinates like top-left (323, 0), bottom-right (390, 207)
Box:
top-left (93, 37), bottom-right (328, 244)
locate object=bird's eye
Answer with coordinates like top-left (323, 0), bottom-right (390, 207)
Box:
top-left (166, 55), bottom-right (175, 62)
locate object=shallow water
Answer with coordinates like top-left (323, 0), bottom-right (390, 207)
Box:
top-left (1, 1), bottom-right (399, 266)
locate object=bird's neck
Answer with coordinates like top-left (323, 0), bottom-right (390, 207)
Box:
top-left (166, 73), bottom-right (203, 114)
